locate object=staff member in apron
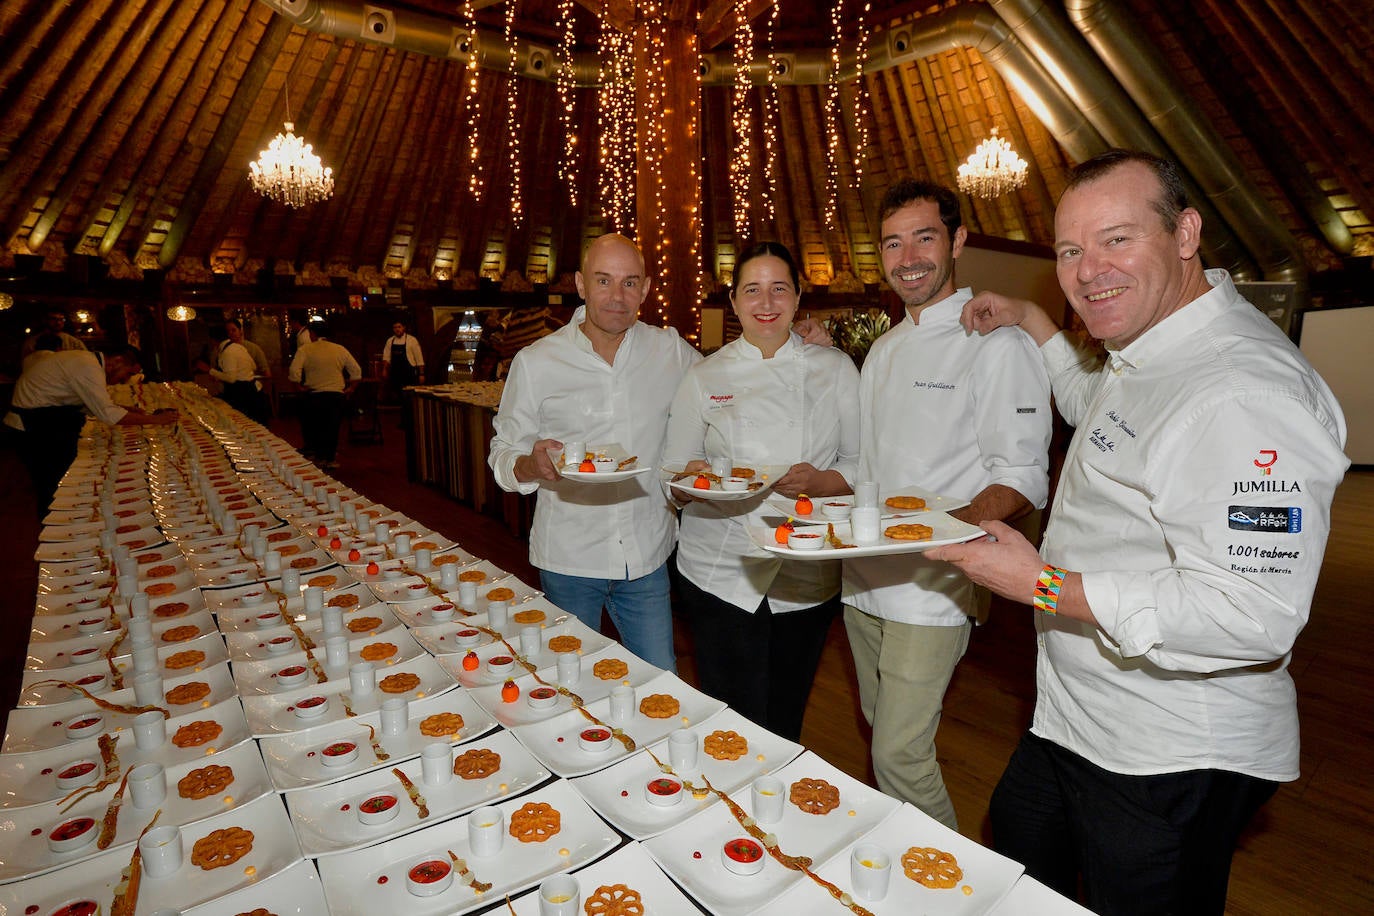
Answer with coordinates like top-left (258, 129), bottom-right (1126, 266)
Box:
top-left (662, 242), bottom-right (860, 741)
top-left (381, 320), bottom-right (424, 424)
top-left (197, 324), bottom-right (267, 423)
top-left (6, 345), bottom-right (178, 516)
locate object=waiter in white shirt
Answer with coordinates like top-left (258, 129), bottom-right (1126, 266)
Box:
top-left (843, 179), bottom-right (1052, 830)
top-left (931, 150), bottom-right (1349, 915)
top-left (9, 345), bottom-right (177, 515)
top-left (489, 234), bottom-right (700, 669)
top-left (288, 321), bottom-right (362, 469)
top-left (381, 319), bottom-right (424, 427)
top-left (197, 324), bottom-right (266, 423)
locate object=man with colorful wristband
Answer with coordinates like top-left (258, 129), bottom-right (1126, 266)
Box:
top-left (929, 150), bottom-right (1348, 914)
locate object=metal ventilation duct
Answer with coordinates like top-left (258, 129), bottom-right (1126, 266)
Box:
top-left (1062, 0), bottom-right (1322, 283)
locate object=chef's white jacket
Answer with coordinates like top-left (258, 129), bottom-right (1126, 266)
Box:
top-left (664, 332), bottom-right (861, 613)
top-left (10, 349), bottom-right (127, 426)
top-left (211, 341), bottom-right (257, 384)
top-left (489, 308), bottom-right (701, 579)
top-left (1034, 269), bottom-right (1349, 780)
top-left (843, 288), bottom-right (1053, 626)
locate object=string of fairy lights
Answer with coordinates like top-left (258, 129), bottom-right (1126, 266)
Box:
top-left (445, 0), bottom-right (874, 321)
top-left (730, 0), bottom-right (756, 241)
top-left (502, 0), bottom-right (525, 227)
top-left (760, 1), bottom-right (783, 224)
top-left (554, 0), bottom-right (580, 207)
top-left (458, 3), bottom-right (485, 200)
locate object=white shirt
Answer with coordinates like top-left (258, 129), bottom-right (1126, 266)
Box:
top-left (489, 307), bottom-right (701, 579)
top-left (211, 341), bottom-right (256, 383)
top-left (382, 334), bottom-right (424, 368)
top-left (1034, 270), bottom-right (1349, 780)
top-left (843, 288), bottom-right (1052, 625)
top-left (288, 340), bottom-right (362, 393)
top-left (10, 349), bottom-right (127, 426)
top-left (664, 333), bottom-right (861, 613)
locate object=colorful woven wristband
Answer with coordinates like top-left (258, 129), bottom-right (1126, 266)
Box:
top-left (1033, 564), bottom-right (1068, 614)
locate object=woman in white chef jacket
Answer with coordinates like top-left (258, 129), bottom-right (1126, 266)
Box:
top-left (663, 242), bottom-right (859, 741)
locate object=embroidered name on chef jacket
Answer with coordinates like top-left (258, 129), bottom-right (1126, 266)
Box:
top-left (910, 379), bottom-right (957, 390)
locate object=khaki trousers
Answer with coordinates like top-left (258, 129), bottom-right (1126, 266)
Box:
top-left (844, 604), bottom-right (971, 830)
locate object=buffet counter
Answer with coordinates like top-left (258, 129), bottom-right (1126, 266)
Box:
top-left (404, 382), bottom-right (534, 537)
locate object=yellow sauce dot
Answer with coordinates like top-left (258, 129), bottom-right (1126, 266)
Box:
top-left (499, 783), bottom-right (508, 792)
top-left (848, 809), bottom-right (856, 817)
top-left (204, 747), bottom-right (217, 755)
top-left (962, 885), bottom-right (973, 896)
top-left (416, 692), bottom-right (427, 698)
top-left (201, 700), bottom-right (210, 708)
top-left (756, 754), bottom-right (766, 762)
top-left (223, 796), bottom-right (234, 805)
top-left (244, 865), bottom-right (256, 876)
top-left (558, 848), bottom-right (570, 857)
top-left (681, 716), bottom-right (690, 726)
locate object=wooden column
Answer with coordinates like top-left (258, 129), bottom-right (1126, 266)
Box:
top-left (633, 14), bottom-right (701, 338)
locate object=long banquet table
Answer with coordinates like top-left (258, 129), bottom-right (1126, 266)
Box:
top-left (1, 381), bottom-right (1090, 915)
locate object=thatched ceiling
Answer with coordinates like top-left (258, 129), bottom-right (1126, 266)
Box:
top-left (0, 0), bottom-right (1368, 301)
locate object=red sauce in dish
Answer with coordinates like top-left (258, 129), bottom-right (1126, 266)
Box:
top-left (50, 818), bottom-right (95, 842)
top-left (647, 778), bottom-right (681, 796)
top-left (361, 795), bottom-right (397, 814)
top-left (408, 860), bottom-right (451, 884)
top-left (277, 666), bottom-right (307, 678)
top-left (323, 742), bottom-right (356, 757)
top-left (724, 838), bottom-right (764, 864)
top-left (297, 696), bottom-right (326, 709)
top-left (69, 717), bottom-right (101, 730)
top-left (74, 674), bottom-right (104, 686)
top-left (58, 762), bottom-right (96, 780)
top-left (530, 687), bottom-right (557, 701)
top-left (581, 727), bottom-right (610, 742)
top-left (489, 655), bottom-right (514, 666)
top-left (49, 902), bottom-right (98, 916)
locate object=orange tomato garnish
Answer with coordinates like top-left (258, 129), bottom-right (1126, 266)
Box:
top-left (500, 679), bottom-right (520, 703)
top-left (365, 561), bottom-right (380, 576)
top-left (347, 549), bottom-right (361, 562)
top-left (693, 475), bottom-right (712, 490)
top-left (461, 651), bottom-right (479, 671)
top-left (774, 518), bottom-right (796, 544)
top-left (578, 459), bottom-right (596, 473)
top-left (795, 495), bottom-right (813, 516)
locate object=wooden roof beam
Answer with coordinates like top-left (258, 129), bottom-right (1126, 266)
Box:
top-left (95, 0), bottom-right (249, 260)
top-left (156, 14), bottom-right (293, 269)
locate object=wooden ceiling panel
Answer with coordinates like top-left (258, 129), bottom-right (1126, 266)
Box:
top-left (0, 0), bottom-right (1366, 306)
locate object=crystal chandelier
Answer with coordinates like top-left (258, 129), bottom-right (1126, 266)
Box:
top-left (166, 305), bottom-right (197, 322)
top-left (249, 114), bottom-right (334, 208)
top-left (956, 128), bottom-right (1029, 199)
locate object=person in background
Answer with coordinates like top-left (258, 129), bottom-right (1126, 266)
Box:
top-left (285, 314), bottom-right (313, 361)
top-left (489, 234), bottom-right (701, 669)
top-left (929, 149), bottom-right (1349, 914)
top-left (842, 178), bottom-right (1053, 830)
top-left (6, 345), bottom-right (177, 516)
top-left (381, 318), bottom-right (424, 426)
top-left (197, 324), bottom-right (267, 423)
top-left (226, 318), bottom-right (271, 380)
top-left (21, 308), bottom-right (86, 358)
top-left (288, 320), bottom-right (362, 470)
top-left (663, 242), bottom-right (859, 741)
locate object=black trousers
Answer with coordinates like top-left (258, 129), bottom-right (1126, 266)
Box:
top-left (300, 391), bottom-right (345, 462)
top-left (220, 380), bottom-right (269, 424)
top-left (16, 405), bottom-right (86, 517)
top-left (991, 730), bottom-right (1279, 916)
top-left (677, 572), bottom-right (837, 742)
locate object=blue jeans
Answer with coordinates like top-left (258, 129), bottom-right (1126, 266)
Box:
top-left (539, 564), bottom-right (676, 671)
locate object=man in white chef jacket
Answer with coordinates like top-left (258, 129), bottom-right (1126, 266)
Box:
top-left (843, 179), bottom-right (1053, 829)
top-left (488, 234), bottom-right (701, 670)
top-left (930, 150), bottom-right (1348, 914)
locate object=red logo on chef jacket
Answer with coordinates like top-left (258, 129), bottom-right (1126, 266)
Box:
top-left (708, 394), bottom-right (734, 403)
top-left (1253, 449), bottom-right (1278, 476)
